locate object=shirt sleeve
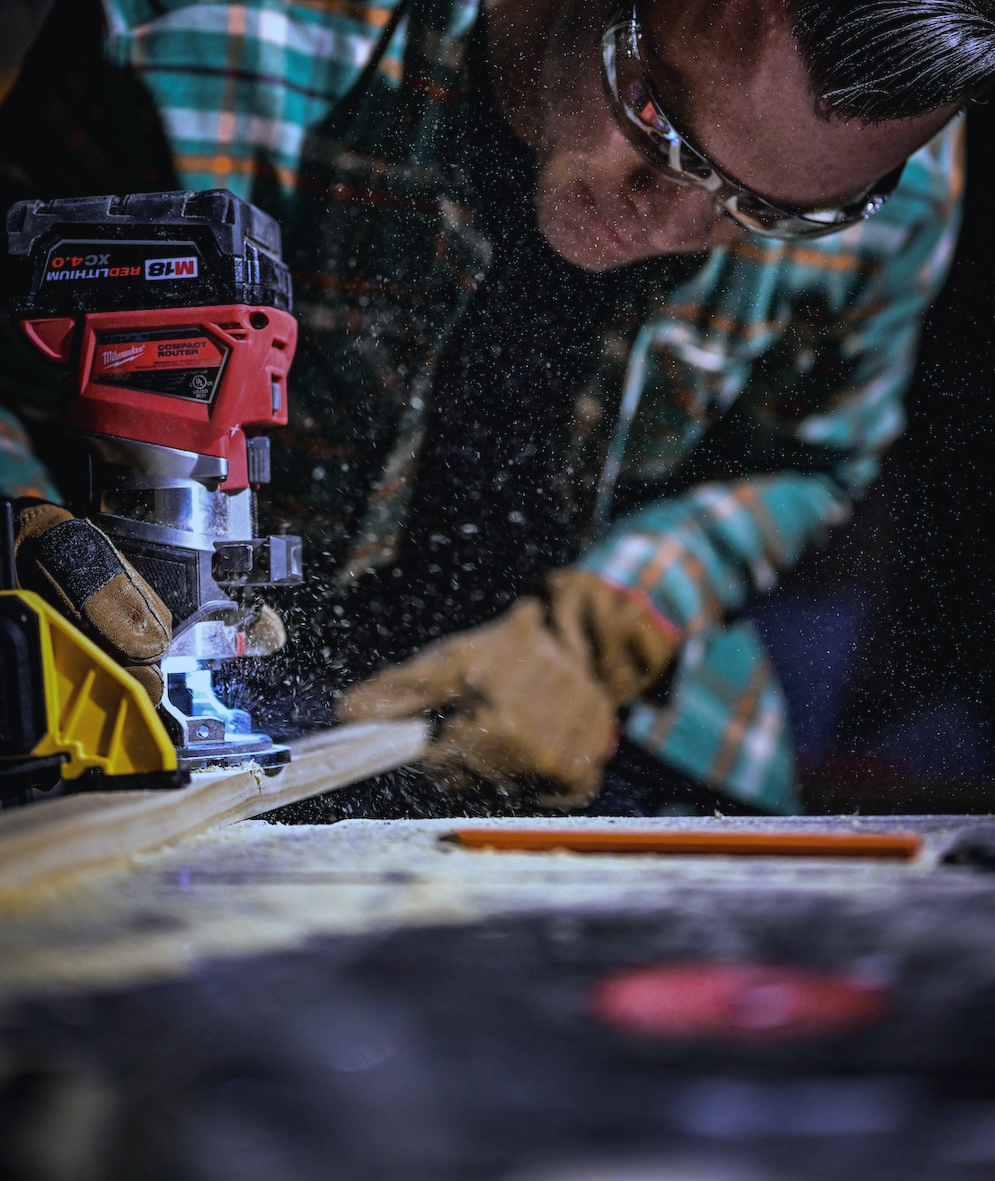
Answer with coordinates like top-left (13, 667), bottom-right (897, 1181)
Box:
top-left (578, 120), bottom-right (965, 640)
top-left (0, 402), bottom-right (60, 501)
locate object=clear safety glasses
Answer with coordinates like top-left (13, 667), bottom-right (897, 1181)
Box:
top-left (600, 2), bottom-right (905, 239)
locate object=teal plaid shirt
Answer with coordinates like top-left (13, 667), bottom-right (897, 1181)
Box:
top-left (0, 0), bottom-right (964, 811)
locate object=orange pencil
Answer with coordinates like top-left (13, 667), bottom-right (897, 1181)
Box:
top-left (445, 828), bottom-right (923, 860)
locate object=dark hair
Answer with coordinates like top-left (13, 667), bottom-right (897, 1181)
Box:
top-left (788, 1), bottom-right (995, 121)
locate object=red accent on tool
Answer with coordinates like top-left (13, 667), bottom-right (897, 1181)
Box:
top-left (30, 304), bottom-right (297, 492)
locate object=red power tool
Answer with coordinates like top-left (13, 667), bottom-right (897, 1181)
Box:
top-left (4, 189), bottom-right (302, 777)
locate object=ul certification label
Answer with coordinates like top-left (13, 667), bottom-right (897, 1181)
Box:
top-left (93, 330), bottom-right (227, 403)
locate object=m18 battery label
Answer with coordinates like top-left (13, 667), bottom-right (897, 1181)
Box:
top-left (145, 257), bottom-right (199, 280)
top-left (43, 240), bottom-right (203, 284)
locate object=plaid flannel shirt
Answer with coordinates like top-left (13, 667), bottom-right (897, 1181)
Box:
top-left (0, 0), bottom-right (963, 811)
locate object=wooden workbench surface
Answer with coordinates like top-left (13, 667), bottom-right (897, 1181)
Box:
top-left (0, 812), bottom-right (990, 1001)
top-left (2, 812), bottom-right (995, 1181)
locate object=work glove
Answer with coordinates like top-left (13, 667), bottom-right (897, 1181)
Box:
top-left (546, 569), bottom-right (679, 708)
top-left (12, 500), bottom-right (172, 704)
top-left (240, 603), bottom-right (287, 657)
top-left (337, 569), bottom-right (679, 808)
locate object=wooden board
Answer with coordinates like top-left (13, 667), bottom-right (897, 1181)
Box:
top-left (0, 719), bottom-right (427, 902)
top-left (0, 815), bottom-right (967, 1001)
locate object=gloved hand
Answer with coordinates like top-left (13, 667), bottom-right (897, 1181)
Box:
top-left (337, 597), bottom-right (618, 805)
top-left (545, 568), bottom-right (679, 706)
top-left (240, 602), bottom-right (287, 657)
top-left (337, 569), bottom-right (679, 807)
top-left (13, 499), bottom-right (172, 704)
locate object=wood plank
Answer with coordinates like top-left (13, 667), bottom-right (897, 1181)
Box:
top-left (0, 719), bottom-right (428, 902)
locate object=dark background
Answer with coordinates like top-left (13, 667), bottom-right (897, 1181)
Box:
top-left (753, 102), bottom-right (995, 812)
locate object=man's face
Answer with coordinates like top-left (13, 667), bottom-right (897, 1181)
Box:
top-left (509, 0), bottom-right (956, 271)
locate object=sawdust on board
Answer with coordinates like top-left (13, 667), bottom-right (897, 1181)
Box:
top-left (0, 815), bottom-right (981, 1002)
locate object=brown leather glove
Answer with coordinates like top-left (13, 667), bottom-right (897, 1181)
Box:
top-left (546, 568), bottom-right (678, 706)
top-left (13, 500), bottom-right (172, 704)
top-left (241, 603), bottom-right (287, 657)
top-left (337, 570), bottom-right (679, 808)
top-left (338, 597), bottom-right (618, 805)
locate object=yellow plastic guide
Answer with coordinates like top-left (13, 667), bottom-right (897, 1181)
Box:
top-left (0, 588), bottom-right (178, 784)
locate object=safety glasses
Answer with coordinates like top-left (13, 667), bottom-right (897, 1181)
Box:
top-left (600, 2), bottom-right (905, 239)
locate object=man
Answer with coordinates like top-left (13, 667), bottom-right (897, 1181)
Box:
top-left (1, 0), bottom-right (989, 815)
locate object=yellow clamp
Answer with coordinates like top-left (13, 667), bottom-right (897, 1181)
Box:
top-left (1, 588), bottom-right (176, 779)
